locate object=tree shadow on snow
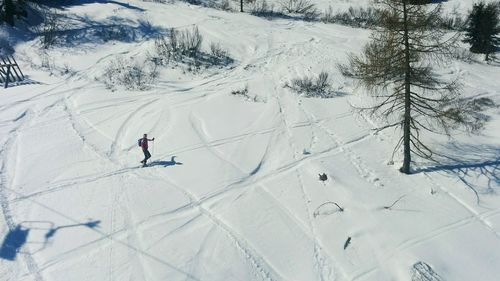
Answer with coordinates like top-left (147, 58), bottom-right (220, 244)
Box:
top-left (2, 77), bottom-right (44, 88)
top-left (40, 0), bottom-right (145, 12)
top-left (148, 156), bottom-right (183, 168)
top-left (0, 220), bottom-right (100, 261)
top-left (415, 143), bottom-right (500, 204)
top-left (55, 14), bottom-right (167, 48)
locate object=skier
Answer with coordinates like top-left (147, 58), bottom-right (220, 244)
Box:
top-left (139, 134), bottom-right (155, 167)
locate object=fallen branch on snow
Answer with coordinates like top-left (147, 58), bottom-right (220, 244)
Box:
top-left (383, 194), bottom-right (406, 210)
top-left (313, 201), bottom-right (344, 218)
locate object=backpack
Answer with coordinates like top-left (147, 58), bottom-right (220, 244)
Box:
top-left (138, 139), bottom-right (142, 147)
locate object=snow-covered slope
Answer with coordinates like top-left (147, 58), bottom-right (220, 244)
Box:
top-left (1, 1), bottom-right (500, 281)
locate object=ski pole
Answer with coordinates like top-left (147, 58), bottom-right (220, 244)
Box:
top-left (152, 140), bottom-right (155, 158)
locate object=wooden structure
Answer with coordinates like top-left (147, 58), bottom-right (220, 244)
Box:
top-left (0, 55), bottom-right (24, 89)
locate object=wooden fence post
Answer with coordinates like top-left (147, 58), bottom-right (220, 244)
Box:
top-left (4, 65), bottom-right (11, 89)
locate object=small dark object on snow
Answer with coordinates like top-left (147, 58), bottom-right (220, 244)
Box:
top-left (344, 237), bottom-right (351, 250)
top-left (319, 173), bottom-right (328, 181)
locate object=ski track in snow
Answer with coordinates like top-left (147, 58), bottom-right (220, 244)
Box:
top-left (275, 88), bottom-right (336, 280)
top-left (423, 173), bottom-right (500, 240)
top-left (0, 110), bottom-right (44, 281)
top-left (108, 97), bottom-right (161, 162)
top-left (150, 171), bottom-right (285, 281)
top-left (182, 103), bottom-right (338, 279)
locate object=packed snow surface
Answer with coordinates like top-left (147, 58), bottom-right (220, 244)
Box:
top-left (1, 1), bottom-right (500, 281)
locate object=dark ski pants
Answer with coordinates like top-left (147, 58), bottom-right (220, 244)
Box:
top-left (143, 149), bottom-right (151, 163)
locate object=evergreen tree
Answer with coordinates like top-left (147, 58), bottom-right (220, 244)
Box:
top-left (464, 2), bottom-right (500, 61)
top-left (343, 0), bottom-right (484, 174)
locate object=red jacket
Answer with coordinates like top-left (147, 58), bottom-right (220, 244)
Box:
top-left (141, 138), bottom-right (149, 150)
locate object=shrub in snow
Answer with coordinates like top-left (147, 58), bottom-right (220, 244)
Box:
top-left (218, 0), bottom-right (232, 11)
top-left (320, 5), bottom-right (464, 30)
top-left (142, 0), bottom-right (169, 3)
top-left (209, 42), bottom-right (232, 65)
top-left (278, 0), bottom-right (320, 20)
top-left (102, 57), bottom-right (158, 91)
top-left (287, 71), bottom-right (335, 98)
top-left (169, 26), bottom-right (203, 59)
top-left (321, 6), bottom-right (335, 23)
top-left (451, 48), bottom-right (473, 63)
top-left (153, 26), bottom-right (233, 70)
top-left (37, 8), bottom-right (64, 49)
top-left (180, 0), bottom-right (202, 4)
top-left (279, 0), bottom-right (315, 14)
top-left (154, 35), bottom-right (171, 63)
top-left (154, 26), bottom-right (203, 63)
top-left (231, 85), bottom-right (265, 102)
top-left (302, 7), bottom-right (320, 21)
top-left (440, 13), bottom-right (466, 30)
top-left (321, 6), bottom-right (380, 28)
top-left (250, 0), bottom-right (283, 18)
top-left (231, 85), bottom-right (249, 97)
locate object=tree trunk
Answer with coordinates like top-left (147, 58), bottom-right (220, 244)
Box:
top-left (401, 0), bottom-right (412, 174)
top-left (240, 0), bottom-right (243, 12)
top-left (5, 0), bottom-right (15, 26)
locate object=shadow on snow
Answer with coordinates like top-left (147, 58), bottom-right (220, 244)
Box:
top-left (148, 156), bottom-right (183, 168)
top-left (56, 15), bottom-right (167, 48)
top-left (0, 220), bottom-right (100, 261)
top-left (40, 0), bottom-right (145, 11)
top-left (415, 143), bottom-right (500, 203)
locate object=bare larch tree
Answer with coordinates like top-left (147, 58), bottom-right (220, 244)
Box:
top-left (343, 0), bottom-right (484, 174)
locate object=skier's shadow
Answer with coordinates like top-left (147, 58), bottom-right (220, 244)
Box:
top-left (148, 156), bottom-right (183, 168)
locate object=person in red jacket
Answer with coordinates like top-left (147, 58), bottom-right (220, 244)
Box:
top-left (139, 134), bottom-right (155, 166)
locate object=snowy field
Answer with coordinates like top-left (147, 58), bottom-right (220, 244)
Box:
top-left (1, 0), bottom-right (500, 281)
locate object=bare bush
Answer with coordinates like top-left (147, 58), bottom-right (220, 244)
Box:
top-left (287, 71), bottom-right (335, 98)
top-left (170, 26), bottom-right (203, 58)
top-left (321, 6), bottom-right (380, 28)
top-left (320, 6), bottom-right (465, 30)
top-left (440, 14), bottom-right (466, 30)
top-left (218, 0), bottom-right (232, 11)
top-left (452, 47), bottom-right (473, 63)
top-left (154, 35), bottom-right (171, 64)
top-left (250, 0), bottom-right (282, 18)
top-left (231, 85), bottom-right (265, 102)
top-left (153, 26), bottom-right (203, 65)
top-left (37, 8), bottom-right (64, 49)
top-left (322, 6), bottom-right (335, 23)
top-left (209, 42), bottom-right (232, 65)
top-left (303, 7), bottom-right (320, 21)
top-left (102, 57), bottom-right (158, 91)
top-left (280, 0), bottom-right (315, 14)
top-left (231, 85), bottom-right (249, 97)
top-left (153, 26), bottom-right (233, 70)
